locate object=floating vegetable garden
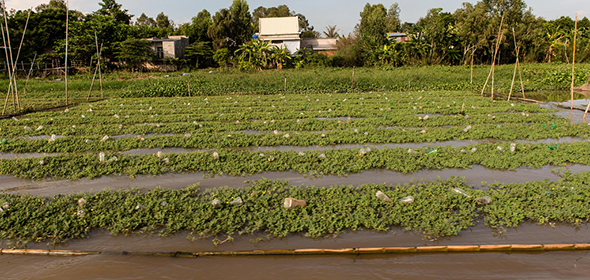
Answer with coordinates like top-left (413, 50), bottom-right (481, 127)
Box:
top-left (2, 78), bottom-right (590, 246)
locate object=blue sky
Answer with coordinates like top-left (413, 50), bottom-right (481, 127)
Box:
top-left (7, 0), bottom-right (588, 36)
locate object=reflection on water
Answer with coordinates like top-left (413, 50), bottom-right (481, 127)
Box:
top-left (1, 164), bottom-right (589, 196)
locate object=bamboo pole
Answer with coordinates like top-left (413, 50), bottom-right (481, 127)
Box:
top-left (3, 2), bottom-right (17, 113)
top-left (22, 53), bottom-right (37, 97)
top-left (87, 43), bottom-right (103, 101)
top-left (2, 243), bottom-right (590, 257)
top-left (1, 22), bottom-right (12, 115)
top-left (508, 28), bottom-right (519, 101)
top-left (9, 8), bottom-right (31, 110)
top-left (570, 14), bottom-right (578, 111)
top-left (481, 15), bottom-right (504, 98)
top-left (65, 0), bottom-right (69, 106)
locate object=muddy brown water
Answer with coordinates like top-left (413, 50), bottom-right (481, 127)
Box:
top-left (2, 223), bottom-right (590, 279)
top-left (0, 137), bottom-right (585, 159)
top-left (1, 164), bottom-right (589, 196)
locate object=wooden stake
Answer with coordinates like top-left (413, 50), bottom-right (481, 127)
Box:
top-left (187, 81), bottom-right (191, 97)
top-left (284, 77), bottom-right (287, 91)
top-left (351, 67), bottom-right (355, 90)
top-left (65, 0), bottom-right (69, 106)
top-left (22, 53), bottom-right (37, 97)
top-left (570, 14), bottom-right (578, 111)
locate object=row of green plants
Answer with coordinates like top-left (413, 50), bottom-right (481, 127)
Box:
top-left (2, 175), bottom-right (590, 247)
top-left (0, 119), bottom-right (584, 154)
top-left (4, 64), bottom-right (589, 101)
top-left (1, 141), bottom-right (589, 179)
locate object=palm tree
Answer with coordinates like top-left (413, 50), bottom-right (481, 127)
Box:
top-left (324, 25), bottom-right (339, 38)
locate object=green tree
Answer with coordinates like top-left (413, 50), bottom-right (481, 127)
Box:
top-left (386, 3), bottom-right (402, 31)
top-left (183, 41), bottom-right (214, 68)
top-left (417, 8), bottom-right (458, 64)
top-left (208, 0), bottom-right (253, 52)
top-left (136, 13), bottom-right (156, 27)
top-left (357, 3), bottom-right (388, 64)
top-left (176, 9), bottom-right (212, 43)
top-left (117, 38), bottom-right (153, 71)
top-left (213, 48), bottom-right (230, 67)
top-left (96, 0), bottom-right (132, 25)
top-left (155, 12), bottom-right (172, 29)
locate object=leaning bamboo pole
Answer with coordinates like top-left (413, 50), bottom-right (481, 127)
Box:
top-left (86, 44), bottom-right (103, 101)
top-left (481, 15), bottom-right (504, 98)
top-left (22, 53), bottom-right (37, 97)
top-left (1, 23), bottom-right (13, 115)
top-left (8, 8), bottom-right (31, 110)
top-left (3, 2), bottom-right (17, 113)
top-left (95, 33), bottom-right (103, 99)
top-left (64, 0), bottom-right (69, 106)
top-left (508, 28), bottom-right (520, 101)
top-left (570, 14), bottom-right (578, 111)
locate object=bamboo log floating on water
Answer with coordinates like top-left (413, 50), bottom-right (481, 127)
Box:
top-left (2, 243), bottom-right (590, 257)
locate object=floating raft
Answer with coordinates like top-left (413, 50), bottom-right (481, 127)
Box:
top-left (2, 244), bottom-right (590, 257)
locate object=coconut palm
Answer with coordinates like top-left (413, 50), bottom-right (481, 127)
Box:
top-left (324, 25), bottom-right (339, 38)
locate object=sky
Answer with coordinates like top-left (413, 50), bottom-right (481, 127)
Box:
top-left (5, 0), bottom-right (588, 36)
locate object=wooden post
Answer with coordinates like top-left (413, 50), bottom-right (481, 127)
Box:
top-left (351, 66), bottom-right (355, 90)
top-left (65, 0), bottom-right (69, 106)
top-left (187, 81), bottom-right (191, 97)
top-left (570, 14), bottom-right (578, 111)
top-left (284, 77), bottom-right (287, 91)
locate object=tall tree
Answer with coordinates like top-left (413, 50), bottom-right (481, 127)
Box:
top-left (155, 12), bottom-right (172, 29)
top-left (136, 13), bottom-right (156, 27)
top-left (176, 9), bottom-right (212, 43)
top-left (208, 0), bottom-right (253, 51)
top-left (357, 3), bottom-right (388, 64)
top-left (117, 38), bottom-right (153, 71)
top-left (386, 3), bottom-right (402, 32)
top-left (96, 0), bottom-right (132, 25)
